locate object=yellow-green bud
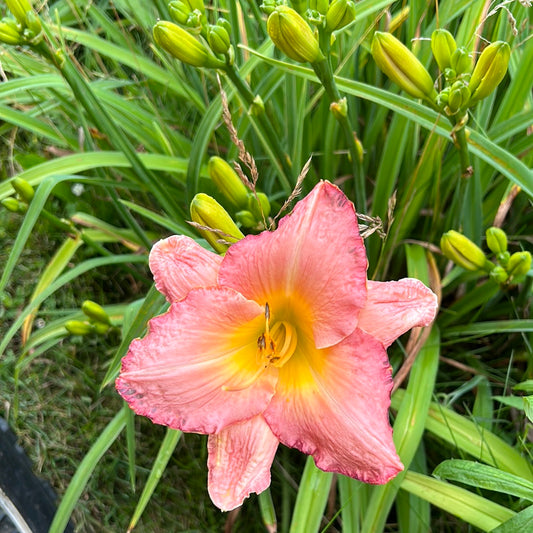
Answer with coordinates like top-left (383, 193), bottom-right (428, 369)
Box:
top-left (260, 1), bottom-right (278, 16)
top-left (93, 322), bottom-right (111, 335)
top-left (1, 197), bottom-right (23, 212)
top-left (168, 1), bottom-right (191, 25)
top-left (236, 210), bottom-right (257, 228)
top-left (183, 0), bottom-right (205, 12)
top-left (490, 265), bottom-right (508, 284)
top-left (326, 0), bottom-right (356, 33)
top-left (441, 230), bottom-right (492, 272)
top-left (24, 9), bottom-right (41, 40)
top-left (506, 251), bottom-right (531, 281)
top-left (436, 87), bottom-right (450, 108)
top-left (0, 18), bottom-right (22, 45)
top-left (267, 6), bottom-right (323, 64)
top-left (11, 177), bottom-right (34, 203)
top-left (450, 47), bottom-right (472, 76)
top-left (371, 31), bottom-right (437, 101)
top-left (330, 97), bottom-right (347, 119)
top-left (289, 0), bottom-right (307, 15)
top-left (447, 80), bottom-right (470, 114)
top-left (81, 300), bottom-right (111, 325)
top-left (248, 192), bottom-right (271, 220)
top-left (207, 24), bottom-right (231, 55)
top-left (468, 41), bottom-right (510, 105)
top-left (250, 95), bottom-right (265, 116)
top-left (190, 193), bottom-right (245, 254)
top-left (208, 156), bottom-right (250, 210)
top-left (486, 227), bottom-right (507, 255)
top-left (431, 29), bottom-right (456, 72)
top-left (6, 0), bottom-right (32, 26)
top-left (65, 320), bottom-right (94, 336)
top-left (310, 0), bottom-right (329, 15)
top-left (153, 21), bottom-right (225, 68)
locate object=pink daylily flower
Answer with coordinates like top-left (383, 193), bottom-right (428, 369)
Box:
top-left (116, 181), bottom-right (438, 511)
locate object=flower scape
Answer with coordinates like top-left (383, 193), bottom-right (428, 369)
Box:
top-left (116, 181), bottom-right (438, 511)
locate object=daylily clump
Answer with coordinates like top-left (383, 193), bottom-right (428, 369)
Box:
top-left (116, 181), bottom-right (438, 511)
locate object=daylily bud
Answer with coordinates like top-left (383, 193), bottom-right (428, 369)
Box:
top-left (250, 95), bottom-right (265, 116)
top-left (447, 80), bottom-right (470, 113)
top-left (190, 193), bottom-right (245, 254)
top-left (371, 31), bottom-right (437, 101)
top-left (468, 41), bottom-right (510, 105)
top-left (0, 18), bottom-right (22, 45)
top-left (310, 0), bottom-right (329, 15)
top-left (330, 97), bottom-right (347, 119)
top-left (153, 21), bottom-right (225, 68)
top-left (236, 210), bottom-right (256, 228)
top-left (490, 266), bottom-right (508, 284)
top-left (216, 18), bottom-right (232, 35)
top-left (93, 322), bottom-right (111, 335)
top-left (436, 87), bottom-right (450, 108)
top-left (486, 227), bottom-right (507, 255)
top-left (207, 24), bottom-right (231, 55)
top-left (431, 29), bottom-right (456, 72)
top-left (184, 0), bottom-right (205, 12)
top-left (168, 1), bottom-right (191, 25)
top-left (289, 0), bottom-right (307, 15)
top-left (506, 251), bottom-right (531, 281)
top-left (267, 6), bottom-right (323, 64)
top-left (450, 47), bottom-right (472, 76)
top-left (81, 300), bottom-right (111, 325)
top-left (24, 9), bottom-right (41, 39)
top-left (441, 230), bottom-right (493, 272)
top-left (208, 156), bottom-right (250, 210)
top-left (1, 197), bottom-right (23, 212)
top-left (6, 0), bottom-right (32, 26)
top-left (260, 1), bottom-right (278, 16)
top-left (11, 177), bottom-right (34, 203)
top-left (326, 0), bottom-right (356, 32)
top-left (65, 320), bottom-right (94, 336)
top-left (248, 192), bottom-right (272, 220)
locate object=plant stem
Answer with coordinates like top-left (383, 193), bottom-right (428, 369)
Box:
top-left (312, 31), bottom-right (366, 209)
top-left (223, 63), bottom-right (294, 191)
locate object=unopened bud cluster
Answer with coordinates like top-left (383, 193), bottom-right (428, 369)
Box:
top-left (441, 227), bottom-right (531, 287)
top-left (1, 177), bottom-right (35, 214)
top-left (65, 300), bottom-right (112, 336)
top-left (371, 27), bottom-right (510, 114)
top-left (153, 1), bottom-right (235, 68)
top-left (0, 0), bottom-right (42, 46)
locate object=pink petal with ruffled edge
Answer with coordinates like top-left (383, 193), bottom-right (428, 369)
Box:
top-left (264, 328), bottom-right (403, 483)
top-left (116, 288), bottom-right (277, 434)
top-left (149, 235), bottom-right (222, 303)
top-left (358, 279), bottom-right (438, 348)
top-left (207, 415), bottom-right (279, 511)
top-left (219, 181), bottom-right (368, 349)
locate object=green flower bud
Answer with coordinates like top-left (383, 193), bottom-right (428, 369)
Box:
top-left (236, 210), bottom-right (257, 228)
top-left (81, 300), bottom-right (111, 325)
top-left (250, 95), bottom-right (265, 116)
top-left (326, 0), bottom-right (356, 32)
top-left (65, 320), bottom-right (94, 336)
top-left (207, 24), bottom-right (231, 55)
top-left (6, 0), bottom-right (32, 26)
top-left (216, 18), bottom-right (232, 35)
top-left (450, 47), bottom-right (472, 76)
top-left (490, 265), bottom-right (508, 284)
top-left (11, 177), bottom-right (34, 203)
top-left (1, 197), bottom-right (23, 212)
top-left (208, 156), bottom-right (249, 210)
top-left (330, 97), bottom-right (347, 119)
top-left (153, 21), bottom-right (225, 68)
top-left (310, 0), bottom-right (330, 15)
top-left (431, 29), bottom-right (456, 72)
top-left (168, 1), bottom-right (191, 25)
top-left (267, 6), bottom-right (323, 64)
top-left (506, 251), bottom-right (532, 282)
top-left (371, 31), bottom-right (437, 101)
top-left (468, 41), bottom-right (510, 105)
top-left (260, 1), bottom-right (278, 16)
top-left (441, 230), bottom-right (493, 272)
top-left (0, 18), bottom-right (22, 45)
top-left (248, 192), bottom-right (272, 220)
top-left (190, 193), bottom-right (245, 254)
top-left (184, 0), bottom-right (205, 12)
top-left (486, 227), bottom-right (507, 255)
top-left (24, 9), bottom-right (41, 39)
top-left (289, 0), bottom-right (307, 15)
top-left (447, 80), bottom-right (470, 113)
top-left (93, 322), bottom-right (111, 335)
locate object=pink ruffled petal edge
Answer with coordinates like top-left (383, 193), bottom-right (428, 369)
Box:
top-left (116, 287), bottom-right (277, 434)
top-left (264, 329), bottom-right (403, 484)
top-left (219, 181), bottom-right (368, 349)
top-left (207, 415), bottom-right (279, 511)
top-left (149, 235), bottom-right (222, 303)
top-left (358, 279), bottom-right (438, 348)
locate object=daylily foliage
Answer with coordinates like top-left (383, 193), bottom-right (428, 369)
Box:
top-left (116, 181), bottom-right (437, 511)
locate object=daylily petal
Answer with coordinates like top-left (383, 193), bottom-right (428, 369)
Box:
top-left (358, 279), bottom-right (438, 347)
top-left (219, 181), bottom-right (367, 349)
top-left (116, 288), bottom-right (277, 434)
top-left (149, 235), bottom-right (222, 303)
top-left (207, 415), bottom-right (279, 511)
top-left (264, 329), bottom-right (403, 484)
